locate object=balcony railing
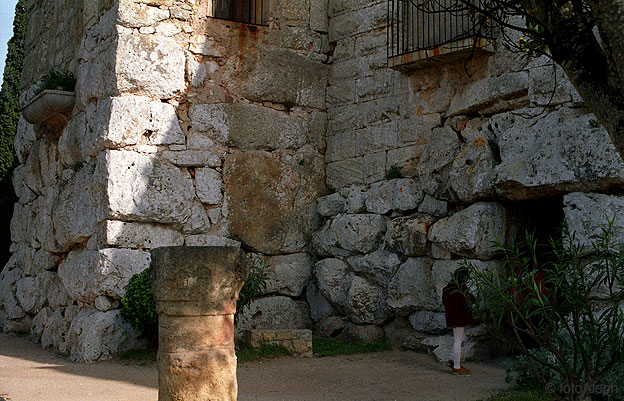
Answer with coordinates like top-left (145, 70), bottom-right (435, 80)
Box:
top-left (387, 0), bottom-right (496, 59)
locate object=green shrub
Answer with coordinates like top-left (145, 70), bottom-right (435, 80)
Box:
top-left (464, 219), bottom-right (624, 401)
top-left (235, 255), bottom-right (270, 325)
top-left (34, 69), bottom-right (76, 95)
top-left (120, 254), bottom-right (270, 343)
top-left (385, 164), bottom-right (402, 180)
top-left (120, 269), bottom-right (158, 345)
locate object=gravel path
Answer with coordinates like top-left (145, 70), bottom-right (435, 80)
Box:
top-left (0, 333), bottom-right (509, 401)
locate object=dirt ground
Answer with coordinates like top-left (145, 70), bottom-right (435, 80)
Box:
top-left (0, 333), bottom-right (509, 401)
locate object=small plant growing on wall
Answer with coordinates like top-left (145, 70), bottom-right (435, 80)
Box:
top-left (385, 165), bottom-right (403, 180)
top-left (34, 69), bottom-right (76, 95)
top-left (236, 255), bottom-right (270, 325)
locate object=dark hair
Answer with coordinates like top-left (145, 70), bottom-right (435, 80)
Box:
top-left (451, 267), bottom-right (470, 285)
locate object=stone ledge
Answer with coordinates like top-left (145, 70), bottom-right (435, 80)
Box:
top-left (243, 329), bottom-right (313, 357)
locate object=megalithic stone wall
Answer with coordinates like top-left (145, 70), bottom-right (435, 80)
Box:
top-left (150, 246), bottom-right (247, 401)
top-left (4, 0), bottom-right (624, 363)
top-left (1, 0), bottom-right (330, 361)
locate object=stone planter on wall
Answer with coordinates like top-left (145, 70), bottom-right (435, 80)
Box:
top-left (21, 89), bottom-right (75, 125)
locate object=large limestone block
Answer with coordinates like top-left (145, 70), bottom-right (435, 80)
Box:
top-left (346, 276), bottom-right (390, 325)
top-left (86, 97), bottom-right (184, 154)
top-left (387, 258), bottom-right (432, 316)
top-left (0, 267), bottom-right (25, 319)
top-left (195, 167), bottom-right (223, 205)
top-left (41, 309), bottom-right (71, 355)
top-left (31, 307), bottom-right (53, 343)
top-left (66, 308), bottom-right (142, 362)
top-left (417, 126), bottom-right (462, 201)
top-left (8, 244), bottom-right (37, 276)
top-left (564, 192), bottom-right (624, 255)
top-left (235, 296), bottom-right (311, 335)
top-left (14, 116), bottom-right (36, 164)
top-left (528, 63), bottom-right (581, 106)
top-left (449, 136), bottom-right (497, 202)
top-left (317, 193), bottom-right (346, 217)
top-left (15, 276), bottom-right (46, 315)
top-left (11, 202), bottom-right (38, 247)
top-left (240, 49), bottom-right (329, 110)
top-left (115, 33), bottom-right (185, 98)
top-left (117, 1), bottom-right (170, 27)
top-left (58, 248), bottom-right (151, 303)
top-left (429, 202), bottom-right (507, 260)
top-left (311, 214), bottom-right (386, 257)
top-left (12, 166), bottom-right (36, 204)
top-left (409, 311), bottom-right (446, 333)
top-left (448, 72), bottom-right (529, 116)
top-left (223, 151), bottom-right (326, 254)
top-left (346, 250), bottom-right (401, 288)
top-left (99, 220), bottom-right (184, 249)
top-left (306, 279), bottom-right (335, 322)
top-left (46, 275), bottom-right (71, 310)
top-left (385, 213), bottom-right (436, 256)
top-left (189, 103), bottom-right (309, 150)
top-left (495, 108), bottom-right (624, 200)
top-left (365, 178), bottom-right (424, 214)
top-left (314, 258), bottom-right (351, 310)
top-left (100, 150), bottom-right (195, 225)
top-left (264, 253), bottom-right (313, 297)
top-left (182, 201), bottom-right (212, 235)
top-left (52, 160), bottom-right (102, 249)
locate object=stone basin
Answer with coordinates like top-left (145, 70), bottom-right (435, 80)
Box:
top-left (21, 89), bottom-right (75, 125)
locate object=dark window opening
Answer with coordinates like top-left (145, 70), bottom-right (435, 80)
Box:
top-left (209, 0), bottom-right (270, 26)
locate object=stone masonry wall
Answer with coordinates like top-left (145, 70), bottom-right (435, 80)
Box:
top-left (1, 0), bottom-right (330, 361)
top-left (308, 0), bottom-right (624, 360)
top-left (3, 0), bottom-right (624, 363)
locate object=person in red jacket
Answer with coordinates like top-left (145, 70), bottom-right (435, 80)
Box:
top-left (442, 267), bottom-right (477, 375)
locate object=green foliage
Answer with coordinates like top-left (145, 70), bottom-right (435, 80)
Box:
top-left (464, 219), bottom-right (624, 401)
top-left (0, 0), bottom-right (26, 271)
top-left (235, 255), bottom-right (270, 325)
top-left (385, 165), bottom-right (403, 180)
top-left (312, 336), bottom-right (393, 357)
top-left (237, 343), bottom-right (291, 362)
top-left (34, 69), bottom-right (76, 95)
top-left (120, 269), bottom-right (158, 345)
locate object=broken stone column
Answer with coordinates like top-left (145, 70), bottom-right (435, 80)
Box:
top-left (150, 246), bottom-right (247, 401)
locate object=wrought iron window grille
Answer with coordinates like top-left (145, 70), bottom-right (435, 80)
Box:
top-left (208, 0), bottom-right (270, 26)
top-left (387, 0), bottom-right (497, 59)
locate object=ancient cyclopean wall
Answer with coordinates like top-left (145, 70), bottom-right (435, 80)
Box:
top-left (4, 0), bottom-right (624, 362)
top-left (306, 0), bottom-right (624, 359)
top-left (1, 0), bottom-right (330, 361)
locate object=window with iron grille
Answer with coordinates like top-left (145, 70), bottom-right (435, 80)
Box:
top-left (208, 0), bottom-right (271, 26)
top-left (387, 0), bottom-right (496, 58)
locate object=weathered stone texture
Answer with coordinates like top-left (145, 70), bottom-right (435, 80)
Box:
top-left (115, 33), bottom-right (185, 98)
top-left (262, 253), bottom-right (313, 297)
top-left (564, 192), bottom-right (624, 255)
top-left (100, 150), bottom-right (195, 225)
top-left (236, 297), bottom-right (311, 334)
top-left (385, 214), bottom-right (436, 256)
top-left (495, 108), bottom-right (624, 200)
top-left (429, 202), bottom-right (506, 260)
top-left (223, 151), bottom-right (326, 254)
top-left (189, 103), bottom-right (310, 150)
top-left (312, 214), bottom-right (386, 256)
top-left (58, 249), bottom-right (150, 303)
